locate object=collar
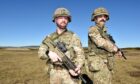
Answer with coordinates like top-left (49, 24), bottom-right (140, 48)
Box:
top-left (56, 28), bottom-right (67, 35)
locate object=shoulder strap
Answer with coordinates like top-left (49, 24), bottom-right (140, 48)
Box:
top-left (66, 30), bottom-right (74, 35)
top-left (43, 29), bottom-right (72, 44)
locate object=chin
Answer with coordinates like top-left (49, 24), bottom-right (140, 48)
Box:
top-left (60, 27), bottom-right (66, 29)
top-left (99, 22), bottom-right (105, 26)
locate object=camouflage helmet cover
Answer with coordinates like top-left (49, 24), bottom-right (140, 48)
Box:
top-left (53, 7), bottom-right (71, 22)
top-left (91, 7), bottom-right (109, 21)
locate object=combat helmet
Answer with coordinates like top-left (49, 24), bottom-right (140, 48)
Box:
top-left (91, 7), bottom-right (109, 21)
top-left (53, 7), bottom-right (71, 22)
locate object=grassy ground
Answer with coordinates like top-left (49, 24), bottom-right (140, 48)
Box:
top-left (0, 48), bottom-right (140, 84)
top-left (112, 49), bottom-right (140, 84)
top-left (0, 49), bottom-right (48, 84)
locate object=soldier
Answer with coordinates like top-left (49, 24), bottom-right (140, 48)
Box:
top-left (38, 7), bottom-right (85, 84)
top-left (88, 7), bottom-right (123, 84)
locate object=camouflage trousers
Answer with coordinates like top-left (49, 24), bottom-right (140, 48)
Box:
top-left (86, 55), bottom-right (113, 84)
top-left (49, 68), bottom-right (79, 84)
top-left (93, 61), bottom-right (112, 84)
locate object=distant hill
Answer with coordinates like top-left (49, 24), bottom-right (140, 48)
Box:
top-left (0, 46), bottom-right (139, 51)
top-left (122, 47), bottom-right (140, 50)
top-left (0, 46), bottom-right (39, 48)
top-left (19, 46), bottom-right (39, 48)
top-left (0, 46), bottom-right (39, 50)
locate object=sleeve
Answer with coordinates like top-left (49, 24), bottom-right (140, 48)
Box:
top-left (88, 27), bottom-right (115, 52)
top-left (38, 38), bottom-right (49, 60)
top-left (71, 34), bottom-right (85, 67)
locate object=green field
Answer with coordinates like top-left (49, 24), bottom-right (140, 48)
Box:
top-left (0, 48), bottom-right (140, 84)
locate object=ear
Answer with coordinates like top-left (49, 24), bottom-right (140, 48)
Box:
top-left (94, 17), bottom-right (98, 22)
top-left (54, 18), bottom-right (57, 23)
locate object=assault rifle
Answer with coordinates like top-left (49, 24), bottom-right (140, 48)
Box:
top-left (108, 34), bottom-right (127, 60)
top-left (43, 38), bottom-right (93, 84)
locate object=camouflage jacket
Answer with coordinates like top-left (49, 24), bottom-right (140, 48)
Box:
top-left (38, 29), bottom-right (85, 67)
top-left (88, 25), bottom-right (116, 55)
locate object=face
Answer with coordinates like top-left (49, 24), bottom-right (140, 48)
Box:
top-left (55, 16), bottom-right (69, 29)
top-left (95, 15), bottom-right (108, 26)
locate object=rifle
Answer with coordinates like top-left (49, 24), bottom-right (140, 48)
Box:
top-left (43, 38), bottom-right (93, 84)
top-left (118, 49), bottom-right (127, 60)
top-left (108, 34), bottom-right (127, 60)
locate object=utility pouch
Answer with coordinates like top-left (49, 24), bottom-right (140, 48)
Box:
top-left (107, 54), bottom-right (114, 71)
top-left (88, 52), bottom-right (101, 72)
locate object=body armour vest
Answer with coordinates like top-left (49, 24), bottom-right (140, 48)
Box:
top-left (88, 26), bottom-right (111, 55)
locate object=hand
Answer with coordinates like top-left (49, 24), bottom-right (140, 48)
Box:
top-left (115, 50), bottom-right (123, 58)
top-left (74, 65), bottom-right (81, 74)
top-left (69, 65), bottom-right (81, 76)
top-left (48, 51), bottom-right (62, 62)
top-left (113, 45), bottom-right (118, 52)
top-left (69, 69), bottom-right (78, 76)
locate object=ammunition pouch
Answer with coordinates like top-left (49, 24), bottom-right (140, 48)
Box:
top-left (87, 52), bottom-right (102, 72)
top-left (69, 47), bottom-right (75, 60)
top-left (107, 54), bottom-right (114, 71)
top-left (45, 60), bottom-right (52, 77)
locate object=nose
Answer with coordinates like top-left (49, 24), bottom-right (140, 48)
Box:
top-left (102, 17), bottom-right (106, 20)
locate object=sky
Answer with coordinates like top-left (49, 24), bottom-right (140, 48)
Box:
top-left (0, 0), bottom-right (140, 48)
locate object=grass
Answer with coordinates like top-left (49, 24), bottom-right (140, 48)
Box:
top-left (112, 50), bottom-right (140, 84)
top-left (0, 49), bottom-right (48, 84)
top-left (0, 48), bottom-right (140, 84)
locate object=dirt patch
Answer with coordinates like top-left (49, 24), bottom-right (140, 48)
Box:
top-left (133, 65), bottom-right (140, 70)
top-left (24, 79), bottom-right (40, 84)
top-left (13, 80), bottom-right (24, 84)
top-left (13, 79), bottom-right (41, 84)
top-left (128, 71), bottom-right (140, 77)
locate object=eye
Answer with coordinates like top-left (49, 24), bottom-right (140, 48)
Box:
top-left (63, 16), bottom-right (68, 20)
top-left (103, 15), bottom-right (108, 18)
top-left (97, 15), bottom-right (108, 18)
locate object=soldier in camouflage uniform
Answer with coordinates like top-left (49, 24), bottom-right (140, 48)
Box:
top-left (38, 7), bottom-right (85, 84)
top-left (87, 7), bottom-right (123, 84)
